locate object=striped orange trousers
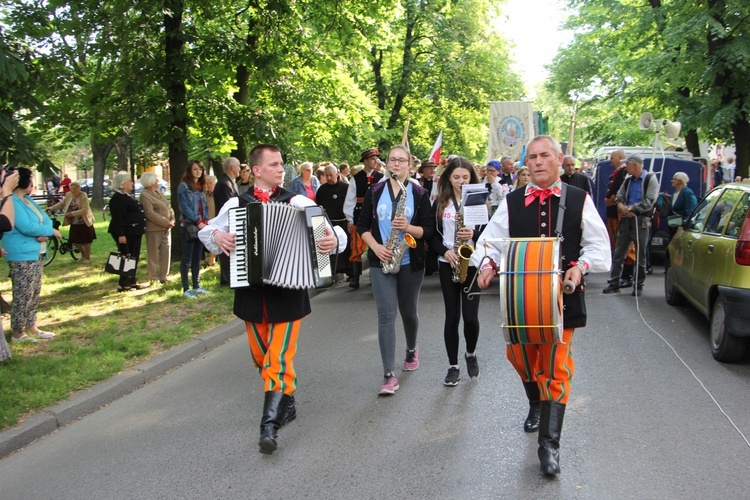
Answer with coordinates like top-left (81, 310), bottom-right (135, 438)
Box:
top-left (507, 328), bottom-right (575, 404)
top-left (349, 226), bottom-right (367, 263)
top-left (245, 320), bottom-right (301, 395)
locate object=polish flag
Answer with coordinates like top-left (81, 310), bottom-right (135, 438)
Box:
top-left (429, 131), bottom-right (443, 164)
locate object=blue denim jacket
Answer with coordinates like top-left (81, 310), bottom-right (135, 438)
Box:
top-left (177, 182), bottom-right (208, 223)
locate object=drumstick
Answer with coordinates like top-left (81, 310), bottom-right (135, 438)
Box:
top-left (563, 280), bottom-right (576, 295)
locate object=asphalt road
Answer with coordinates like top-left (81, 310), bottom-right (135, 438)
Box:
top-left (1, 266), bottom-right (749, 499)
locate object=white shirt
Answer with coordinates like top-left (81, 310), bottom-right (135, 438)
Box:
top-left (199, 195), bottom-right (348, 256)
top-left (437, 202), bottom-right (477, 264)
top-left (470, 192), bottom-right (611, 274)
top-left (723, 162), bottom-right (736, 182)
top-left (344, 171), bottom-right (380, 224)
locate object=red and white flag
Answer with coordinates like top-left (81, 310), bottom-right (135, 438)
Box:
top-left (429, 130), bottom-right (443, 164)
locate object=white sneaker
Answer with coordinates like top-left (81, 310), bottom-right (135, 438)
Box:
top-left (183, 290), bottom-right (197, 299)
top-left (35, 330), bottom-right (56, 340)
top-left (193, 287), bottom-right (211, 295)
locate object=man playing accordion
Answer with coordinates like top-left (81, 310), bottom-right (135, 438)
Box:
top-left (472, 135), bottom-right (610, 477)
top-left (199, 144), bottom-right (347, 455)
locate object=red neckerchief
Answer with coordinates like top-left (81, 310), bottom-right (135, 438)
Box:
top-left (254, 187), bottom-right (275, 203)
top-left (524, 182), bottom-right (562, 207)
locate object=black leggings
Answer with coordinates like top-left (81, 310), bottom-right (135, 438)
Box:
top-left (438, 261), bottom-right (481, 365)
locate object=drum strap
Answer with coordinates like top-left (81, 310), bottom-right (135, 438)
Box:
top-left (555, 183), bottom-right (568, 240)
top-left (554, 183), bottom-right (569, 275)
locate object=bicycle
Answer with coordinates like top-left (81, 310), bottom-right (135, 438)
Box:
top-left (43, 214), bottom-right (82, 266)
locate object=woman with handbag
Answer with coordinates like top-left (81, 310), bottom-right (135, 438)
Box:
top-left (108, 172), bottom-right (147, 292)
top-left (139, 172), bottom-right (175, 284)
top-left (177, 160), bottom-right (210, 299)
top-left (47, 181), bottom-right (96, 262)
top-left (4, 168), bottom-right (62, 343)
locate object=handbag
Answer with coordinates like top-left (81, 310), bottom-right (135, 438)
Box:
top-left (185, 222), bottom-right (200, 242)
top-left (104, 252), bottom-right (137, 278)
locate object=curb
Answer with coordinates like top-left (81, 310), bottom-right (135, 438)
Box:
top-left (0, 265), bottom-right (369, 459)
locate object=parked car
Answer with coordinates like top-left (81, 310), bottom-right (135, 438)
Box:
top-left (79, 178), bottom-right (111, 198)
top-left (664, 181), bottom-right (750, 362)
top-left (134, 178), bottom-right (170, 195)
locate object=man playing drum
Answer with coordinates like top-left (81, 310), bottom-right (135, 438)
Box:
top-left (472, 135), bottom-right (610, 476)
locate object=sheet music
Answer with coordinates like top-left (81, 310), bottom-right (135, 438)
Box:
top-left (461, 183), bottom-right (490, 226)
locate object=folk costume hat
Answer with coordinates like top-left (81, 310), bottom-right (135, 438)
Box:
top-left (360, 148), bottom-right (380, 162)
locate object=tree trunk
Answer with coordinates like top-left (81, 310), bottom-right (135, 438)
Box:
top-left (114, 136), bottom-right (131, 175)
top-left (684, 129), bottom-right (701, 159)
top-left (164, 0), bottom-right (189, 260)
top-left (90, 133), bottom-right (114, 209)
top-left (731, 118), bottom-right (750, 179)
top-left (231, 63), bottom-right (251, 162)
top-left (706, 0), bottom-right (748, 178)
top-left (387, 2), bottom-right (418, 132)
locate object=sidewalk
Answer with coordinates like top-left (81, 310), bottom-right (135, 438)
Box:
top-left (0, 267), bottom-right (368, 458)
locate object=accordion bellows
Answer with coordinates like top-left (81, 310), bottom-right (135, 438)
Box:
top-left (229, 201), bottom-right (334, 289)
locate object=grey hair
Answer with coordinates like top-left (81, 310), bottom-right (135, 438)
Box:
top-left (672, 172), bottom-right (689, 185)
top-left (527, 135), bottom-right (563, 155)
top-left (223, 157), bottom-right (240, 173)
top-left (299, 162), bottom-right (314, 172)
top-left (139, 172), bottom-right (158, 188)
top-left (112, 172), bottom-right (131, 191)
top-left (69, 182), bottom-right (80, 189)
top-left (324, 164), bottom-right (338, 174)
top-left (205, 174), bottom-right (217, 183)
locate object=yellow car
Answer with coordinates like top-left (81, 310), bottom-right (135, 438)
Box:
top-left (665, 181), bottom-right (750, 362)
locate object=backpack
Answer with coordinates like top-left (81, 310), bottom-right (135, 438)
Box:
top-left (653, 192), bottom-right (673, 218)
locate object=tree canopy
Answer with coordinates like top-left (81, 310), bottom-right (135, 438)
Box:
top-left (1, 0), bottom-right (525, 202)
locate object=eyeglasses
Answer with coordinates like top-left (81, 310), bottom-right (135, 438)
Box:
top-left (388, 157), bottom-right (410, 165)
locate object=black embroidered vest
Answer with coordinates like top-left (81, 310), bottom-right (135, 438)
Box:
top-left (506, 185), bottom-right (588, 328)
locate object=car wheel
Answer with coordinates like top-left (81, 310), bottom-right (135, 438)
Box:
top-left (710, 296), bottom-right (748, 363)
top-left (664, 260), bottom-right (686, 306)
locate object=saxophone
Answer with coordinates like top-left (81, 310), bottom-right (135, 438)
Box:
top-left (382, 175), bottom-right (417, 274)
top-left (452, 209), bottom-right (474, 284)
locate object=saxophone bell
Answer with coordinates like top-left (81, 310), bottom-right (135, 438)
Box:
top-left (457, 244), bottom-right (474, 284)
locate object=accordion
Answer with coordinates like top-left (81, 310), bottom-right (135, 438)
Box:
top-left (228, 201), bottom-right (334, 289)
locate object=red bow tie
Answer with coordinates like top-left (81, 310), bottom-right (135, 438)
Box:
top-left (254, 187), bottom-right (273, 203)
top-left (525, 185), bottom-right (561, 206)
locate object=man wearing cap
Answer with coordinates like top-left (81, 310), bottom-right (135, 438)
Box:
top-left (603, 154), bottom-right (658, 296)
top-left (344, 148), bottom-right (385, 289)
top-left (560, 156), bottom-right (592, 194)
top-left (417, 160), bottom-right (438, 201)
top-left (485, 160), bottom-right (509, 216)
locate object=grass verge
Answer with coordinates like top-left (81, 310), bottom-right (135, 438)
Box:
top-left (0, 217), bottom-right (235, 429)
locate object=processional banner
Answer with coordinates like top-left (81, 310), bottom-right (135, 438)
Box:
top-left (488, 101), bottom-right (534, 162)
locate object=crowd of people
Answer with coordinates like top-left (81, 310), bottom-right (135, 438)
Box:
top-left (3, 136), bottom-right (745, 477)
top-left (188, 137), bottom-right (613, 479)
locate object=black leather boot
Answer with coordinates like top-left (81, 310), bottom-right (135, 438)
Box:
top-left (349, 261), bottom-right (361, 289)
top-left (538, 401), bottom-right (566, 476)
top-left (523, 382), bottom-right (541, 433)
top-left (280, 394), bottom-right (296, 428)
top-left (258, 391), bottom-right (288, 454)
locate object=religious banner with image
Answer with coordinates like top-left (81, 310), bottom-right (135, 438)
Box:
top-left (488, 101), bottom-right (534, 162)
